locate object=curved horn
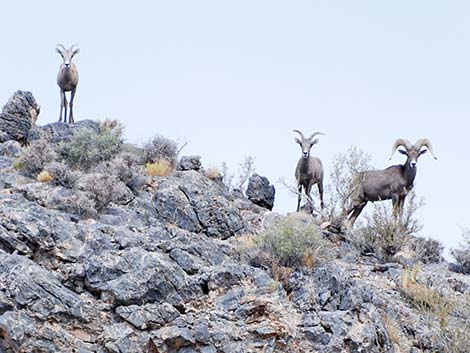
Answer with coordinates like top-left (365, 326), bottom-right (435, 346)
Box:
top-left (414, 138), bottom-right (437, 159)
top-left (293, 130), bottom-right (305, 140)
top-left (56, 44), bottom-right (66, 52)
top-left (389, 138), bottom-right (413, 159)
top-left (308, 132), bottom-right (324, 140)
top-left (69, 44), bottom-right (78, 51)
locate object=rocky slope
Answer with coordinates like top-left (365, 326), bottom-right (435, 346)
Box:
top-left (0, 91), bottom-right (469, 353)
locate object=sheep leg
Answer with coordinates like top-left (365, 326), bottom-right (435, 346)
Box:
top-left (392, 194), bottom-right (400, 223)
top-left (69, 88), bottom-right (76, 124)
top-left (296, 185), bottom-right (302, 212)
top-left (348, 201), bottom-right (367, 227)
top-left (63, 93), bottom-right (68, 124)
top-left (397, 196), bottom-right (406, 223)
top-left (59, 89), bottom-right (65, 122)
top-left (305, 184), bottom-right (314, 213)
top-left (317, 181), bottom-right (324, 209)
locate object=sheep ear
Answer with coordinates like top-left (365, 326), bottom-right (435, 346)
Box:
top-left (72, 48), bottom-right (80, 56)
top-left (419, 149), bottom-right (427, 156)
top-left (56, 48), bottom-right (62, 55)
top-left (311, 138), bottom-right (319, 146)
top-left (398, 149), bottom-right (407, 155)
top-left (295, 138), bottom-right (302, 145)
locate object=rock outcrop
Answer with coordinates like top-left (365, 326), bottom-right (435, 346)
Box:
top-left (0, 93), bottom-right (469, 353)
top-left (0, 91), bottom-right (40, 144)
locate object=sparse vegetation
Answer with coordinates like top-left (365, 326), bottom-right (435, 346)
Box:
top-left (251, 213), bottom-right (325, 268)
top-left (44, 161), bottom-right (79, 189)
top-left (58, 126), bottom-right (123, 171)
top-left (37, 171), bottom-right (53, 183)
top-left (221, 156), bottom-right (256, 193)
top-left (411, 236), bottom-right (444, 264)
top-left (326, 146), bottom-right (373, 220)
top-left (401, 266), bottom-right (455, 327)
top-left (14, 139), bottom-right (57, 177)
top-left (145, 159), bottom-right (173, 177)
top-left (346, 191), bottom-right (423, 262)
top-left (143, 135), bottom-right (179, 166)
top-left (451, 228), bottom-right (470, 274)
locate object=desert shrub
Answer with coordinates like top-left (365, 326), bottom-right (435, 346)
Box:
top-left (143, 135), bottom-right (179, 166)
top-left (221, 156), bottom-right (256, 193)
top-left (253, 213), bottom-right (325, 268)
top-left (96, 153), bottom-right (147, 192)
top-left (58, 125), bottom-right (123, 171)
top-left (44, 161), bottom-right (80, 189)
top-left (37, 171), bottom-right (53, 183)
top-left (347, 191), bottom-right (423, 262)
top-left (14, 139), bottom-right (57, 177)
top-left (411, 236), bottom-right (444, 264)
top-left (451, 228), bottom-right (470, 274)
top-left (145, 159), bottom-right (173, 177)
top-left (77, 173), bottom-right (119, 211)
top-left (50, 189), bottom-right (97, 219)
top-left (326, 146), bottom-right (373, 219)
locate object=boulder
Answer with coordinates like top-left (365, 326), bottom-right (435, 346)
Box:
top-left (245, 173), bottom-right (275, 210)
top-left (177, 155), bottom-right (202, 171)
top-left (0, 91), bottom-right (40, 144)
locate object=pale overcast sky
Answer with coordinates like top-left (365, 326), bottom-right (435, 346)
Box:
top-left (0, 1), bottom-right (468, 253)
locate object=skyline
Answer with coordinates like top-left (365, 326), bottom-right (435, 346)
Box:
top-left (0, 1), bottom-right (468, 254)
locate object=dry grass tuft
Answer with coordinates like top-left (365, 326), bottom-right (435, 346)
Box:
top-left (37, 171), bottom-right (53, 183)
top-left (145, 159), bottom-right (173, 177)
top-left (205, 168), bottom-right (221, 180)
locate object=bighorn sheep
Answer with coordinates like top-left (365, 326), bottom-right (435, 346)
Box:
top-left (345, 138), bottom-right (437, 226)
top-left (56, 44), bottom-right (79, 123)
top-left (294, 130), bottom-right (325, 212)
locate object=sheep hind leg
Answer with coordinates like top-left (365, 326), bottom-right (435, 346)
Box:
top-left (348, 202), bottom-right (367, 227)
top-left (59, 90), bottom-right (65, 122)
top-left (69, 88), bottom-right (76, 124)
top-left (296, 185), bottom-right (302, 212)
top-left (317, 181), bottom-right (324, 209)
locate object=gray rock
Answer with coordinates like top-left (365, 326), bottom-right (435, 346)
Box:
top-left (0, 91), bottom-right (39, 144)
top-left (245, 173), bottom-right (275, 210)
top-left (116, 303), bottom-right (179, 330)
top-left (177, 155), bottom-right (202, 171)
top-left (28, 119), bottom-right (100, 145)
top-left (0, 140), bottom-right (22, 157)
top-left (154, 326), bottom-right (195, 349)
top-left (154, 171), bottom-right (260, 239)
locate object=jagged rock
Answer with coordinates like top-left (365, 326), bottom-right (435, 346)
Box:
top-left (153, 171), bottom-right (262, 239)
top-left (0, 140), bottom-right (22, 157)
top-left (245, 173), bottom-right (275, 210)
top-left (0, 114), bottom-right (469, 353)
top-left (28, 119), bottom-right (100, 144)
top-left (116, 303), bottom-right (180, 330)
top-left (177, 155), bottom-right (201, 171)
top-left (0, 91), bottom-right (39, 144)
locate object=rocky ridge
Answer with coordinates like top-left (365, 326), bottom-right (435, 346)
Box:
top-left (0, 91), bottom-right (469, 353)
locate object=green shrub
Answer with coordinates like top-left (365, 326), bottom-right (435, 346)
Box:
top-left (14, 139), bottom-right (57, 177)
top-left (254, 213), bottom-right (325, 268)
top-left (58, 125), bottom-right (123, 171)
top-left (143, 135), bottom-right (178, 166)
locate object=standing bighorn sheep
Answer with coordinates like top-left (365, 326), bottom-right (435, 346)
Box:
top-left (56, 44), bottom-right (79, 124)
top-left (345, 138), bottom-right (437, 226)
top-left (294, 130), bottom-right (325, 212)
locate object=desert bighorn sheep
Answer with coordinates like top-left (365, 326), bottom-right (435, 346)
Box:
top-left (294, 130), bottom-right (325, 212)
top-left (56, 44), bottom-right (79, 123)
top-left (345, 138), bottom-right (437, 226)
